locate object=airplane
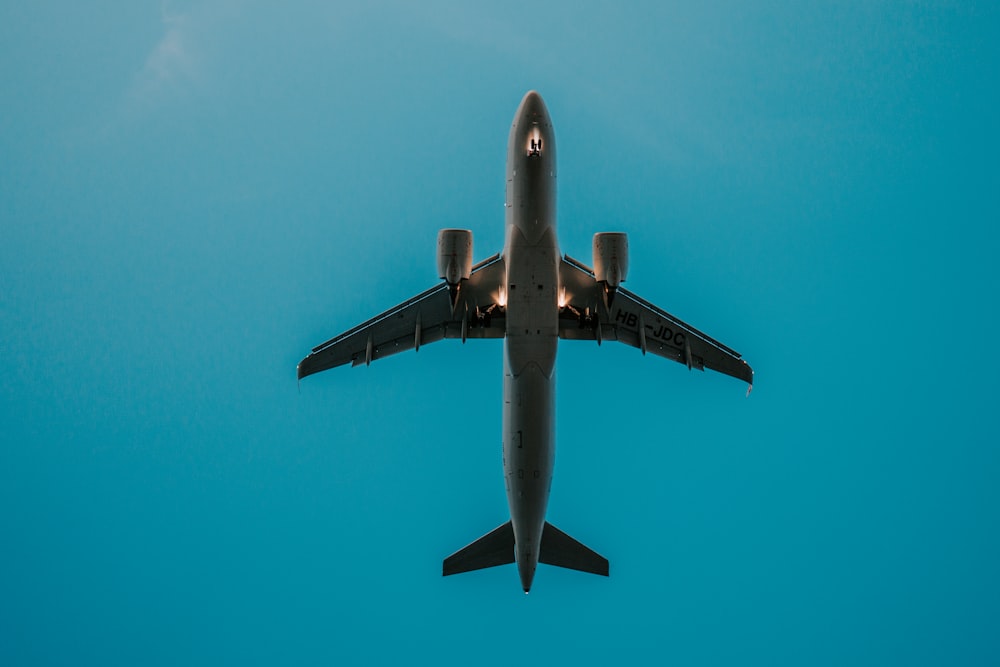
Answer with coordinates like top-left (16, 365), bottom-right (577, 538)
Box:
top-left (297, 91), bottom-right (753, 593)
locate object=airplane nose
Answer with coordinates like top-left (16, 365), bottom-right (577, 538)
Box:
top-left (516, 90), bottom-right (552, 159)
top-left (520, 90), bottom-right (547, 118)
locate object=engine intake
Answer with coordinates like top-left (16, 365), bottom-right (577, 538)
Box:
top-left (592, 232), bottom-right (629, 290)
top-left (437, 229), bottom-right (473, 286)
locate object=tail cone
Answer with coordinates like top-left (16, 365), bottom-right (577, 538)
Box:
top-left (518, 558), bottom-right (536, 593)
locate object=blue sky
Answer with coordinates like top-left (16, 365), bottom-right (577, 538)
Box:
top-left (2, 2), bottom-right (998, 665)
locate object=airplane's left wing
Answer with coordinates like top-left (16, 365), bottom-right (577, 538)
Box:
top-left (558, 255), bottom-right (753, 388)
top-left (298, 253), bottom-right (506, 379)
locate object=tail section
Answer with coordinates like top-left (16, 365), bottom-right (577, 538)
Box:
top-left (539, 522), bottom-right (609, 576)
top-left (443, 522), bottom-right (514, 576)
top-left (442, 520), bottom-right (609, 582)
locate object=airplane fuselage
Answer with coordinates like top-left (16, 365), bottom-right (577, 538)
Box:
top-left (501, 91), bottom-right (559, 592)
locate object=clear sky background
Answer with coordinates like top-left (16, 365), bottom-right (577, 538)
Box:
top-left (2, 2), bottom-right (998, 665)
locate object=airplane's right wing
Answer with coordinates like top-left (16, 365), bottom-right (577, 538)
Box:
top-left (558, 255), bottom-right (753, 388)
top-left (298, 253), bottom-right (506, 379)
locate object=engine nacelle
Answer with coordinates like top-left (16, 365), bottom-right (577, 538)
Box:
top-left (592, 232), bottom-right (629, 289)
top-left (437, 229), bottom-right (473, 286)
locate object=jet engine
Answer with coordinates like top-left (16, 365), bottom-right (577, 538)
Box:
top-left (592, 232), bottom-right (629, 296)
top-left (437, 229), bottom-right (473, 286)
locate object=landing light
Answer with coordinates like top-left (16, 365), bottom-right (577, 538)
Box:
top-left (497, 287), bottom-right (507, 307)
top-left (526, 129), bottom-right (543, 156)
top-left (558, 287), bottom-right (568, 308)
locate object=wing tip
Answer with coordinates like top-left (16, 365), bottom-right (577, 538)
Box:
top-left (743, 362), bottom-right (755, 393)
top-left (297, 355), bottom-right (318, 381)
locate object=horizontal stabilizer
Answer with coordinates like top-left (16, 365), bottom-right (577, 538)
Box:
top-left (539, 522), bottom-right (609, 576)
top-left (443, 522), bottom-right (515, 576)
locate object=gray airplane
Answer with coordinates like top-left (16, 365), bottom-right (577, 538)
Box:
top-left (297, 91), bottom-right (753, 593)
